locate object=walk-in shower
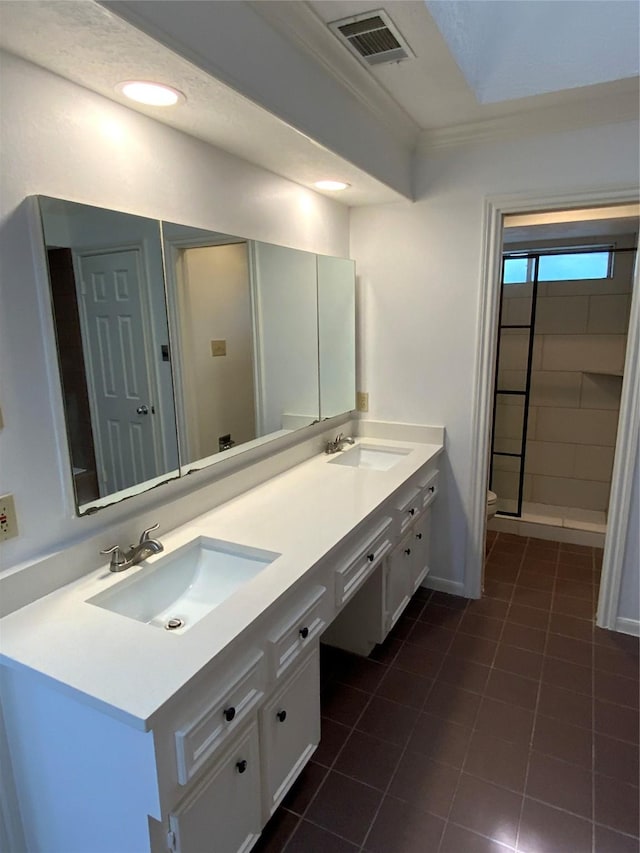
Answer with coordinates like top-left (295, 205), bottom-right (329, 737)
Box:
top-left (488, 214), bottom-right (637, 546)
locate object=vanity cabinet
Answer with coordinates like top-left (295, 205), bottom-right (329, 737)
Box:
top-left (386, 531), bottom-right (415, 632)
top-left (324, 466), bottom-right (440, 654)
top-left (266, 586), bottom-right (327, 679)
top-left (168, 646), bottom-right (320, 852)
top-left (168, 721), bottom-right (262, 853)
top-left (0, 441), bottom-right (443, 853)
top-left (160, 597), bottom-right (326, 852)
top-left (411, 511), bottom-right (432, 592)
top-left (174, 651), bottom-right (266, 786)
top-left (333, 516), bottom-right (394, 607)
top-left (260, 648), bottom-right (320, 818)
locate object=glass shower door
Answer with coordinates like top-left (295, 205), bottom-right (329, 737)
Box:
top-left (489, 255), bottom-right (540, 516)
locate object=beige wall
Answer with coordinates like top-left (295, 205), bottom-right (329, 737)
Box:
top-left (179, 244), bottom-right (256, 461)
top-left (493, 235), bottom-right (636, 512)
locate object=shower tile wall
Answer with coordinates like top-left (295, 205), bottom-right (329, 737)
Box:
top-left (493, 236), bottom-right (635, 513)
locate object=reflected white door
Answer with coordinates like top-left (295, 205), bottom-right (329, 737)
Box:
top-left (77, 248), bottom-right (159, 494)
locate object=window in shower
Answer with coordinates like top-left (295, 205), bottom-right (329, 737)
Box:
top-left (503, 245), bottom-right (614, 286)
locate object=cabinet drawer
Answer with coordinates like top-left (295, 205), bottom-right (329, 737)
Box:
top-left (260, 648), bottom-right (320, 818)
top-left (396, 486), bottom-right (423, 535)
top-left (335, 516), bottom-right (394, 607)
top-left (175, 651), bottom-right (265, 785)
top-left (420, 469), bottom-right (439, 511)
top-left (267, 586), bottom-right (327, 680)
top-left (170, 720), bottom-right (261, 853)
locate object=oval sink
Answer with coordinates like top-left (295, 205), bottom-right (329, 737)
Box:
top-left (87, 536), bottom-right (280, 633)
top-left (328, 444), bottom-right (411, 471)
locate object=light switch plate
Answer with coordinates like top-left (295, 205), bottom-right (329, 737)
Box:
top-left (211, 340), bottom-right (227, 357)
top-left (0, 494), bottom-right (18, 541)
top-left (356, 391), bottom-right (369, 412)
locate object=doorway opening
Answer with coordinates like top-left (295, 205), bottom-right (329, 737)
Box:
top-left (468, 190), bottom-right (639, 634)
top-left (488, 210), bottom-right (637, 552)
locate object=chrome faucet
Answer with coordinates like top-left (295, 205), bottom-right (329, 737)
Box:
top-left (100, 523), bottom-right (164, 572)
top-left (325, 433), bottom-right (355, 454)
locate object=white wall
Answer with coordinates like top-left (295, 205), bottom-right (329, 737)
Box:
top-left (0, 51), bottom-right (349, 568)
top-left (350, 121), bottom-right (639, 600)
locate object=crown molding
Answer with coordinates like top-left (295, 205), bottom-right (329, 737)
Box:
top-left (418, 89), bottom-right (640, 152)
top-left (249, 0), bottom-right (420, 149)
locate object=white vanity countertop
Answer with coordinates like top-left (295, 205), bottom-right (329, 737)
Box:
top-left (0, 438), bottom-right (442, 731)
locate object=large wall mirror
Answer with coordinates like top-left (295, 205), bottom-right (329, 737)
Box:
top-left (37, 197), bottom-right (355, 515)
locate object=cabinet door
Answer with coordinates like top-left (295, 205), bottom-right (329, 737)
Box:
top-left (411, 511), bottom-right (432, 591)
top-left (169, 722), bottom-right (261, 853)
top-left (260, 647), bottom-right (320, 817)
top-left (386, 534), bottom-right (413, 632)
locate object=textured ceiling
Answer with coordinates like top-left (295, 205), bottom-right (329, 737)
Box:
top-left (0, 0), bottom-right (405, 206)
top-left (1, 0), bottom-right (638, 203)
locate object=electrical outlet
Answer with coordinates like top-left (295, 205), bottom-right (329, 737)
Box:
top-left (211, 340), bottom-right (227, 357)
top-left (0, 494), bottom-right (18, 541)
top-left (356, 391), bottom-right (369, 412)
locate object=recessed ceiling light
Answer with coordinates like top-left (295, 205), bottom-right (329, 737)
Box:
top-left (116, 81), bottom-right (185, 107)
top-left (314, 180), bottom-right (350, 191)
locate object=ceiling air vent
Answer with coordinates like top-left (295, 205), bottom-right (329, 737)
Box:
top-left (329, 10), bottom-right (414, 66)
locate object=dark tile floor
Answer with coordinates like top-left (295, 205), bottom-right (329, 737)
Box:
top-left (255, 533), bottom-right (639, 852)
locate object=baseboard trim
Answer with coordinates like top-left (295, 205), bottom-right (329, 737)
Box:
top-left (615, 617), bottom-right (640, 638)
top-left (421, 576), bottom-right (466, 597)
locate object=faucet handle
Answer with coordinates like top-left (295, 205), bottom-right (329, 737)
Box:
top-left (100, 544), bottom-right (121, 557)
top-left (139, 522), bottom-right (160, 544)
top-left (100, 545), bottom-right (126, 570)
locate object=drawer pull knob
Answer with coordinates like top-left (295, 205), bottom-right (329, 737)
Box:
top-left (223, 706), bottom-right (236, 722)
top-left (276, 710), bottom-right (287, 723)
top-left (429, 486), bottom-right (435, 493)
top-left (416, 533), bottom-right (423, 540)
top-left (408, 508), bottom-right (415, 516)
top-left (367, 553), bottom-right (375, 562)
top-left (236, 760), bottom-right (248, 774)
top-left (404, 548), bottom-right (412, 556)
top-left (299, 626), bottom-right (309, 639)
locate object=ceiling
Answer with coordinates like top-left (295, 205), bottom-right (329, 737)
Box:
top-left (425, 0), bottom-right (639, 104)
top-left (307, 0), bottom-right (639, 132)
top-left (0, 0), bottom-right (406, 206)
top-left (0, 1), bottom-right (638, 206)
top-left (503, 204), bottom-right (640, 244)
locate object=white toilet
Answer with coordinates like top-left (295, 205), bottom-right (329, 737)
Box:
top-left (487, 490), bottom-right (498, 519)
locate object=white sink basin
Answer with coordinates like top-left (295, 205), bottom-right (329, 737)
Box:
top-left (87, 536), bottom-right (280, 633)
top-left (328, 444), bottom-right (411, 471)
